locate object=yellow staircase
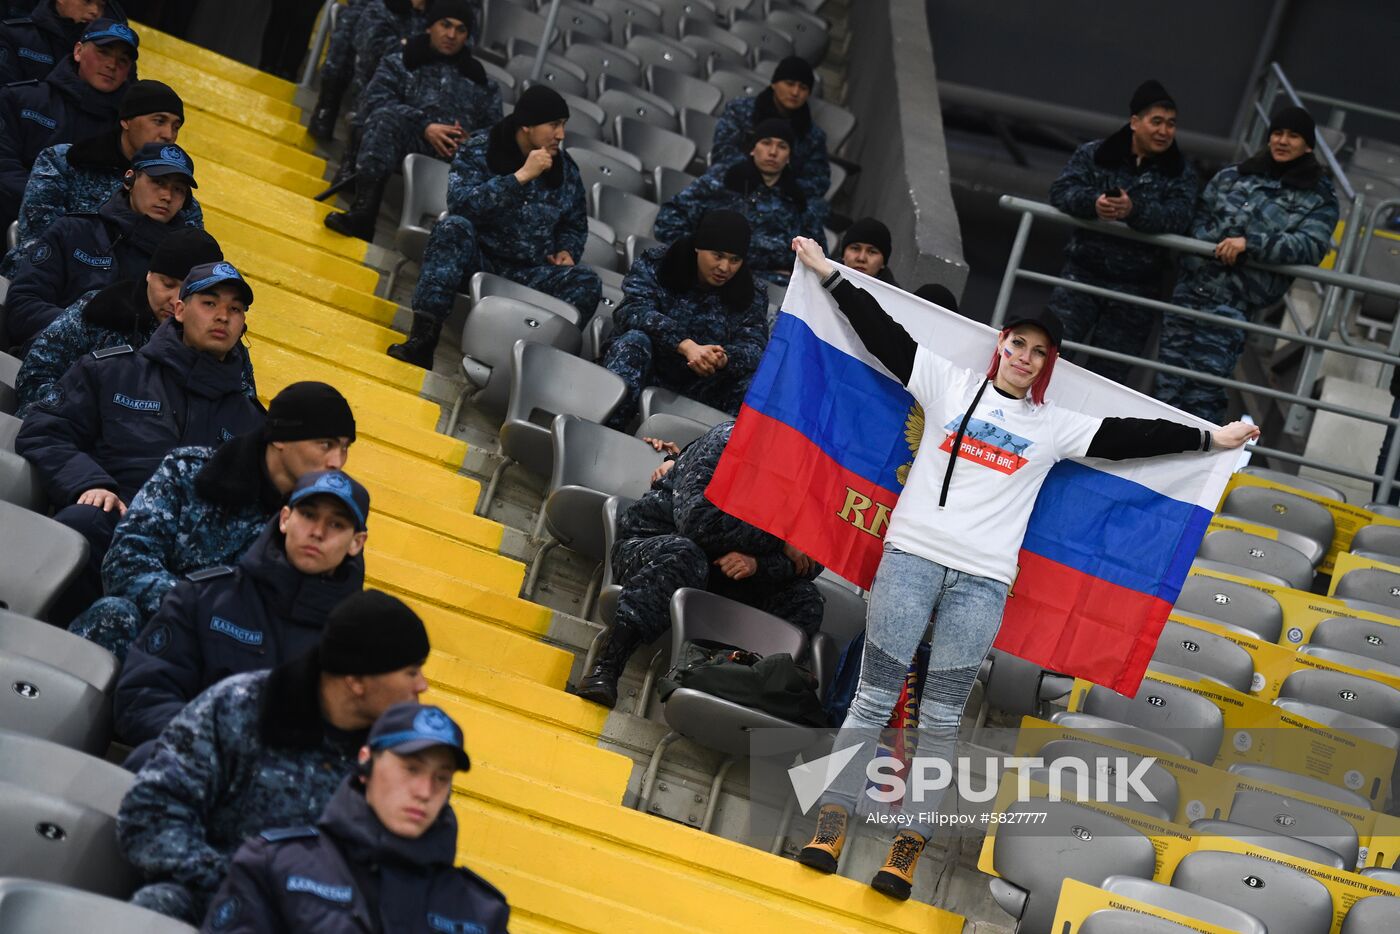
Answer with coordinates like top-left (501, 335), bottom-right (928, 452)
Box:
top-left (132, 24), bottom-right (965, 933)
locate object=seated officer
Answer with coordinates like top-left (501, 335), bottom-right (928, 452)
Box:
top-left (71, 382), bottom-right (357, 658)
top-left (118, 591), bottom-right (431, 924)
top-left (601, 210), bottom-right (767, 428)
top-left (710, 55), bottom-right (830, 213)
top-left (306, 0), bottom-right (433, 140)
top-left (839, 217), bottom-right (897, 284)
top-left (15, 261), bottom-right (264, 620)
top-left (16, 228), bottom-right (225, 415)
top-left (7, 141), bottom-right (201, 350)
top-left (655, 118), bottom-right (825, 286)
top-left (116, 470), bottom-right (371, 751)
top-left (323, 0), bottom-right (501, 241)
top-left (0, 17), bottom-right (136, 227)
top-left (577, 420), bottom-right (824, 708)
top-left (202, 702), bottom-right (510, 934)
top-left (11, 79), bottom-right (196, 268)
top-left (390, 85), bottom-right (599, 368)
top-left (0, 0), bottom-right (113, 85)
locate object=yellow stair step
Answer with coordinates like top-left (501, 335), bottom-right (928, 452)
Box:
top-left (240, 281), bottom-right (401, 347)
top-left (362, 483), bottom-right (500, 553)
top-left (248, 341), bottom-right (442, 433)
top-left (366, 517), bottom-right (525, 594)
top-left (203, 207), bottom-right (372, 284)
top-left (179, 115), bottom-right (326, 180)
top-left (142, 56), bottom-right (313, 150)
top-left (249, 314), bottom-right (425, 394)
top-left (140, 49), bottom-right (303, 121)
top-left (370, 553), bottom-right (553, 644)
top-left (132, 22), bottom-right (298, 101)
top-left (384, 587), bottom-right (567, 685)
top-left (427, 653), bottom-right (606, 743)
top-left (345, 439), bottom-right (481, 508)
top-left (197, 162), bottom-right (371, 263)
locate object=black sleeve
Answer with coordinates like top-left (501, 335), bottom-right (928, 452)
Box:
top-left (827, 277), bottom-right (917, 384)
top-left (1085, 417), bottom-right (1209, 460)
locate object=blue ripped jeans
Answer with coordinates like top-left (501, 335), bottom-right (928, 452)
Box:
top-left (820, 545), bottom-right (1009, 840)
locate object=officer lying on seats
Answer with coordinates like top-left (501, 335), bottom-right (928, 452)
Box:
top-left (70, 382), bottom-right (357, 659)
top-left (15, 261), bottom-right (263, 622)
top-left (116, 469), bottom-right (371, 755)
top-left (322, 0), bottom-right (502, 242)
top-left (118, 590), bottom-right (431, 925)
top-left (601, 210), bottom-right (767, 428)
top-left (0, 0), bottom-right (117, 86)
top-left (202, 702), bottom-right (511, 934)
top-left (0, 17), bottom-right (136, 227)
top-left (7, 141), bottom-right (201, 350)
top-left (655, 118), bottom-right (825, 286)
top-left (389, 85), bottom-right (600, 368)
top-left (577, 420), bottom-right (824, 708)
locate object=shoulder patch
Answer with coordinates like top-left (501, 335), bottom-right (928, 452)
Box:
top-left (186, 565), bottom-right (235, 582)
top-left (112, 392), bottom-right (161, 412)
top-left (260, 825), bottom-right (319, 843)
top-left (209, 896), bottom-right (239, 930)
top-left (1, 16), bottom-right (35, 25)
top-left (73, 248), bottom-right (113, 268)
top-left (19, 108), bottom-right (55, 129)
top-left (3, 78), bottom-right (38, 87)
top-left (209, 616), bottom-right (264, 647)
top-left (146, 623), bottom-right (170, 656)
top-left (29, 241), bottom-right (49, 264)
top-left (286, 874), bottom-right (353, 904)
top-left (16, 47), bottom-right (53, 65)
top-left (91, 343), bottom-right (133, 360)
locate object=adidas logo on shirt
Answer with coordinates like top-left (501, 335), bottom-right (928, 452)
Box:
top-left (988, 408), bottom-right (1006, 420)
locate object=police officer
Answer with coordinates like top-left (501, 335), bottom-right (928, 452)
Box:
top-left (118, 590), bottom-right (432, 924)
top-left (10, 79), bottom-right (193, 269)
top-left (1155, 105), bottom-right (1338, 422)
top-left (15, 260), bottom-right (263, 620)
top-left (16, 227), bottom-right (224, 415)
top-left (838, 217), bottom-right (896, 284)
top-left (70, 381), bottom-right (356, 658)
top-left (323, 0), bottom-right (501, 241)
top-left (1047, 80), bottom-right (1198, 385)
top-left (576, 420), bottom-right (824, 708)
top-left (390, 85), bottom-right (599, 367)
top-left (0, 17), bottom-right (136, 227)
top-left (7, 140), bottom-right (200, 349)
top-left (117, 469), bottom-right (371, 752)
top-left (711, 55), bottom-right (830, 214)
top-left (601, 210), bottom-right (767, 428)
top-left (203, 702), bottom-right (510, 934)
top-left (655, 118), bottom-right (825, 286)
top-left (306, 0), bottom-right (433, 141)
top-left (0, 0), bottom-right (114, 85)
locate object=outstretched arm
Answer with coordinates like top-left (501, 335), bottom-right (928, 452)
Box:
top-left (1085, 418), bottom-right (1258, 460)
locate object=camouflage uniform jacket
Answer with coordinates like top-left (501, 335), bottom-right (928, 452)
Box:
top-left (117, 656), bottom-right (368, 922)
top-left (100, 429), bottom-right (287, 624)
top-left (445, 122), bottom-right (588, 266)
top-left (358, 41), bottom-right (502, 141)
top-left (710, 89), bottom-right (830, 213)
top-left (1048, 124), bottom-right (1198, 283)
top-left (345, 0), bottom-right (431, 106)
top-left (654, 159), bottom-right (824, 280)
top-left (1177, 151), bottom-right (1339, 311)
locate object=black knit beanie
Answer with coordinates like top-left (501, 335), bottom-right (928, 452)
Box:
top-left (770, 56), bottom-right (815, 89)
top-left (841, 218), bottom-right (892, 260)
top-left (121, 80), bottom-right (184, 120)
top-left (748, 117), bottom-right (795, 150)
top-left (511, 85), bottom-right (570, 127)
top-left (320, 590), bottom-right (430, 675)
top-left (1129, 79), bottom-right (1175, 115)
top-left (266, 382), bottom-right (357, 443)
top-left (693, 210), bottom-right (751, 258)
top-left (915, 283), bottom-right (958, 313)
top-left (148, 228), bottom-right (222, 279)
top-left (1269, 105), bottom-right (1316, 149)
top-left (426, 0), bottom-right (475, 27)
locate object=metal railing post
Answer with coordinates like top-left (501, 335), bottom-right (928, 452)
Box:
top-left (1379, 411), bottom-right (1400, 502)
top-left (529, 0), bottom-right (564, 83)
top-left (990, 212), bottom-right (1032, 329)
top-left (299, 0), bottom-right (339, 89)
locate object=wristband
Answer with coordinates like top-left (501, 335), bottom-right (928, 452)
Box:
top-left (820, 269), bottom-right (841, 291)
top-left (1202, 429), bottom-right (1212, 452)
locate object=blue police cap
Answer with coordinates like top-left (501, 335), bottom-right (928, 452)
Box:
top-left (181, 261), bottom-right (253, 307)
top-left (81, 19), bottom-right (139, 58)
top-left (369, 702), bottom-right (471, 771)
top-left (131, 142), bottom-right (197, 188)
top-left (287, 469), bottom-right (370, 532)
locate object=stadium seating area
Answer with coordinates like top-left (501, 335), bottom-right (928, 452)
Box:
top-left (6, 0), bottom-right (1400, 932)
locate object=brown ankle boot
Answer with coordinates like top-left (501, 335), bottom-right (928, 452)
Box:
top-left (871, 829), bottom-right (926, 900)
top-left (795, 804), bottom-right (849, 873)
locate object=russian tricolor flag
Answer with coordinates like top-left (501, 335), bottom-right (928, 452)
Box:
top-left (706, 264), bottom-right (1236, 695)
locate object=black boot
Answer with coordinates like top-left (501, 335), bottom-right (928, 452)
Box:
top-left (307, 79), bottom-right (346, 141)
top-left (324, 174), bottom-right (386, 241)
top-left (315, 127), bottom-right (362, 201)
top-left (575, 626), bottom-right (643, 708)
top-left (386, 314), bottom-right (443, 370)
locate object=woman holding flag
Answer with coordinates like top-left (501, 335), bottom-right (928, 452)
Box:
top-left (787, 237), bottom-right (1259, 900)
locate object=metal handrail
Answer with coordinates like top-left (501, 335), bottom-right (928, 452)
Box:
top-left (992, 195), bottom-right (1400, 498)
top-left (299, 0), bottom-right (340, 89)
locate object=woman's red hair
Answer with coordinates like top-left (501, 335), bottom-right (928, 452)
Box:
top-left (985, 326), bottom-right (1058, 405)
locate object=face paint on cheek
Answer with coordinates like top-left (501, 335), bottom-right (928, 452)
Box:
top-left (1002, 348), bottom-right (1013, 359)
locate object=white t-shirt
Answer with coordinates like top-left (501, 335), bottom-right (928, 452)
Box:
top-left (884, 347), bottom-right (1104, 585)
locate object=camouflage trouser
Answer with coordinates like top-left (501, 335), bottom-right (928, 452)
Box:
top-left (411, 214), bottom-right (601, 325)
top-left (1153, 294), bottom-right (1247, 423)
top-left (355, 109), bottom-right (437, 180)
top-left (1048, 263), bottom-right (1160, 385)
top-left (317, 0), bottom-right (361, 86)
top-left (68, 595), bottom-right (144, 661)
top-left (612, 533), bottom-right (824, 643)
top-left (600, 329), bottom-right (751, 429)
top-left (132, 881), bottom-right (201, 925)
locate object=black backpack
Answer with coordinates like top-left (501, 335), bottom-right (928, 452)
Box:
top-left (658, 639), bottom-right (828, 727)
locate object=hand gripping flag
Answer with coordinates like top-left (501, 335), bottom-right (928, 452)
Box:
top-left (706, 263), bottom-right (1237, 695)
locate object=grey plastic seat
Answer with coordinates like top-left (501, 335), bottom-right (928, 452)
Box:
top-left (447, 296), bottom-right (583, 428)
top-left (988, 798), bottom-right (1157, 934)
top-left (479, 58), bottom-right (517, 103)
top-left (708, 66), bottom-right (768, 105)
top-left (1228, 761), bottom-right (1373, 810)
top-left (1150, 620), bottom-right (1254, 694)
top-left (626, 234), bottom-right (664, 267)
top-left (593, 493), bottom-right (632, 626)
top-left (0, 877), bottom-right (197, 933)
top-left (826, 160), bottom-right (847, 199)
top-left (679, 107), bottom-right (718, 169)
top-left (1273, 698), bottom-right (1400, 757)
top-left (581, 305), bottom-right (613, 360)
top-left (1188, 558), bottom-right (1292, 589)
top-left (566, 133), bottom-right (645, 173)
top-left (388, 153), bottom-right (449, 292)
top-left (1197, 529), bottom-right (1314, 589)
top-left (1309, 614), bottom-right (1400, 668)
top-left (638, 386), bottom-right (731, 425)
top-left (481, 2), bottom-right (557, 59)
top-left (1100, 876), bottom-right (1268, 934)
top-left (1171, 850), bottom-right (1334, 934)
top-left (728, 19), bottom-right (793, 64)
top-left (0, 608), bottom-right (117, 697)
top-left (1033, 737), bottom-right (1180, 822)
top-left (766, 9), bottom-right (827, 65)
top-left (634, 412), bottom-right (710, 448)
top-left (711, 0), bottom-right (759, 20)
top-left (1360, 866), bottom-right (1400, 884)
top-left (583, 230), bottom-right (620, 270)
top-left (469, 270), bottom-right (584, 325)
top-left (1240, 466), bottom-right (1346, 502)
top-left (1174, 574), bottom-right (1284, 642)
top-left (1220, 486), bottom-right (1335, 566)
top-left (480, 341), bottom-right (627, 513)
top-left (677, 18), bottom-right (750, 72)
top-left (0, 731), bottom-right (137, 896)
top-left (809, 95), bottom-right (856, 152)
top-left (1344, 896), bottom-right (1400, 933)
top-left (569, 145), bottom-right (648, 198)
top-left (1299, 644), bottom-right (1400, 680)
top-left (626, 33), bottom-right (702, 78)
top-left (563, 35), bottom-right (645, 88)
top-left (1336, 565), bottom-right (1400, 611)
top-left (1050, 712), bottom-right (1193, 761)
top-left (552, 0), bottom-right (613, 44)
top-left (1079, 911), bottom-right (1195, 934)
top-left (653, 165), bottom-right (696, 204)
top-left (0, 648), bottom-right (112, 754)
top-left (592, 183), bottom-right (660, 244)
top-left (592, 0), bottom-right (664, 45)
top-left (813, 575), bottom-right (866, 648)
top-left (596, 87), bottom-right (679, 139)
top-left (654, 0), bottom-right (718, 35)
top-left (1365, 501), bottom-right (1400, 519)
top-left (0, 351), bottom-right (19, 415)
top-left (1278, 668), bottom-right (1400, 728)
top-left (509, 53), bottom-right (590, 97)
top-left (0, 410), bottom-right (19, 450)
top-left (555, 91), bottom-right (607, 140)
top-left (0, 502), bottom-right (88, 620)
top-left (0, 447), bottom-right (44, 511)
top-left (615, 116), bottom-right (698, 173)
top-left (647, 64), bottom-right (723, 115)
top-left (1052, 677), bottom-right (1223, 763)
top-left (978, 649), bottom-right (1073, 716)
top-left (1216, 788), bottom-right (1359, 867)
